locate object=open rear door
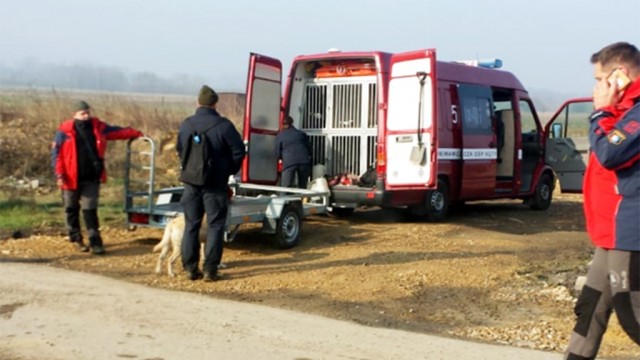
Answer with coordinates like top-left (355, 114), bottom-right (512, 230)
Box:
top-left (544, 97), bottom-right (593, 193)
top-left (385, 49), bottom-right (438, 189)
top-left (241, 53), bottom-right (282, 184)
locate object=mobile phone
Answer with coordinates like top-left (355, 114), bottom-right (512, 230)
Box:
top-left (608, 68), bottom-right (632, 90)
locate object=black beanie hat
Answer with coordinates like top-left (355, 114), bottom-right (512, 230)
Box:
top-left (72, 100), bottom-right (90, 112)
top-left (198, 85), bottom-right (218, 106)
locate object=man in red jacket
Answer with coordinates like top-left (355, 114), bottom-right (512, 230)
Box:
top-left (565, 42), bottom-right (640, 359)
top-left (51, 101), bottom-right (143, 255)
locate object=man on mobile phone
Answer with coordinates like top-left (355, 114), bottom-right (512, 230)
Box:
top-left (564, 42), bottom-right (640, 359)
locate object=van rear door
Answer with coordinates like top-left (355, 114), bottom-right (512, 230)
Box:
top-left (544, 98), bottom-right (593, 193)
top-left (385, 49), bottom-right (438, 189)
top-left (241, 53), bottom-right (282, 184)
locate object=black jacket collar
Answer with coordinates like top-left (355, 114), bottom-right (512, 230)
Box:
top-left (195, 107), bottom-right (220, 117)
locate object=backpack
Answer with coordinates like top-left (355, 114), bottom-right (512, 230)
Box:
top-left (179, 122), bottom-right (220, 186)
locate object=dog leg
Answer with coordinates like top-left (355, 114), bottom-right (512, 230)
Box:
top-left (156, 244), bottom-right (170, 275)
top-left (155, 218), bottom-right (176, 275)
top-left (168, 246), bottom-right (181, 277)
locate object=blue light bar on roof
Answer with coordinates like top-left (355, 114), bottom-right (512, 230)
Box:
top-left (453, 58), bottom-right (503, 69)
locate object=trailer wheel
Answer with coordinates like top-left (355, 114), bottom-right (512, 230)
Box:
top-left (425, 180), bottom-right (450, 222)
top-left (529, 173), bottom-right (553, 210)
top-left (273, 203), bottom-right (302, 249)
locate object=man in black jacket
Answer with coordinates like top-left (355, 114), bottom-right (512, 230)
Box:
top-left (275, 116), bottom-right (311, 189)
top-left (176, 85), bottom-right (245, 281)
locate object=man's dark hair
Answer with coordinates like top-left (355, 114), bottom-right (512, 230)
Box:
top-left (590, 42), bottom-right (640, 69)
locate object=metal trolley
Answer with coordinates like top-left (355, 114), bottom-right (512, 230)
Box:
top-left (123, 137), bottom-right (330, 249)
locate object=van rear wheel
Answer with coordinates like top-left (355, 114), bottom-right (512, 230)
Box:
top-left (425, 180), bottom-right (450, 222)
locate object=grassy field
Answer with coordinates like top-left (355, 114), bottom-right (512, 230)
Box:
top-left (0, 88), bottom-right (245, 235)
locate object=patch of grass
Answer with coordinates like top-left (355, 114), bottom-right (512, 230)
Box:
top-left (0, 184), bottom-right (133, 234)
top-left (99, 199), bottom-right (129, 227)
top-left (0, 198), bottom-right (64, 230)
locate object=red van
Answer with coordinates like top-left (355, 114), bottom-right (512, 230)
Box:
top-left (241, 49), bottom-right (588, 221)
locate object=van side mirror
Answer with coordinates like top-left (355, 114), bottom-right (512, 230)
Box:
top-left (551, 123), bottom-right (563, 138)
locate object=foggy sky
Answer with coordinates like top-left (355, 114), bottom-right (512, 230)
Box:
top-left (1, 0), bottom-right (638, 96)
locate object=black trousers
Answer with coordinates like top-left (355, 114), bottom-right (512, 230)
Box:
top-left (62, 180), bottom-right (101, 245)
top-left (180, 185), bottom-right (229, 274)
top-left (281, 164), bottom-right (310, 189)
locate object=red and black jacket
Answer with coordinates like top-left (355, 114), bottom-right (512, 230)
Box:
top-left (583, 78), bottom-right (640, 251)
top-left (51, 117), bottom-right (142, 190)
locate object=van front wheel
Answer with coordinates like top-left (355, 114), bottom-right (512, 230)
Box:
top-left (529, 174), bottom-right (553, 210)
top-left (425, 180), bottom-right (449, 222)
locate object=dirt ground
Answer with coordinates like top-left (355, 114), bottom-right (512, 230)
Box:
top-left (0, 192), bottom-right (637, 359)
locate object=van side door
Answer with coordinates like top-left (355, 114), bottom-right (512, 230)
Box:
top-left (241, 53), bottom-right (282, 184)
top-left (544, 98), bottom-right (593, 193)
top-left (456, 84), bottom-right (497, 198)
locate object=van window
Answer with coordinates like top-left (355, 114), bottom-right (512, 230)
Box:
top-left (458, 84), bottom-right (493, 134)
top-left (462, 97), bottom-right (492, 134)
top-left (548, 101), bottom-right (593, 138)
top-left (492, 88), bottom-right (514, 112)
top-left (519, 100), bottom-right (538, 134)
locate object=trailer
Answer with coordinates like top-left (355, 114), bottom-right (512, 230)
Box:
top-left (123, 137), bottom-right (330, 249)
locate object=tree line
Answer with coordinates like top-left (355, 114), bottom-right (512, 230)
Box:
top-left (0, 60), bottom-right (581, 112)
top-left (0, 60), bottom-right (209, 94)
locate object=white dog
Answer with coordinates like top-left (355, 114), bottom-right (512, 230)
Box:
top-left (153, 215), bottom-right (207, 277)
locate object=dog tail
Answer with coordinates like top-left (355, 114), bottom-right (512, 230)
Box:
top-left (153, 223), bottom-right (172, 253)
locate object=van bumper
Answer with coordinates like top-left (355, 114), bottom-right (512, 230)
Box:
top-left (330, 180), bottom-right (389, 207)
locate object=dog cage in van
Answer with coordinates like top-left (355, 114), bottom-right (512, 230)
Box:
top-left (243, 51), bottom-right (439, 199)
top-left (296, 64), bottom-right (378, 178)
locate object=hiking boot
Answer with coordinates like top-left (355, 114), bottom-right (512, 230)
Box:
top-left (203, 272), bottom-right (223, 282)
top-left (90, 245), bottom-right (106, 255)
top-left (186, 269), bottom-right (203, 281)
top-left (88, 235), bottom-right (104, 255)
top-left (73, 240), bottom-right (90, 253)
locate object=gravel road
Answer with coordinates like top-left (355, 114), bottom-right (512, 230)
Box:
top-left (0, 262), bottom-right (565, 360)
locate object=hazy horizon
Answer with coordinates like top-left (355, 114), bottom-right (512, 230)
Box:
top-left (1, 0), bottom-right (638, 106)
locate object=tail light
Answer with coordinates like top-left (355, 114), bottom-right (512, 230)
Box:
top-left (128, 213), bottom-right (149, 225)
